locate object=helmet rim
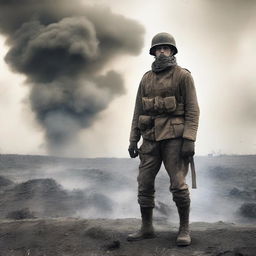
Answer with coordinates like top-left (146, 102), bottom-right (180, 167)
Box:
top-left (149, 32), bottom-right (178, 56)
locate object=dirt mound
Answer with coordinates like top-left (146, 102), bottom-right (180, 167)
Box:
top-left (239, 203), bottom-right (256, 218)
top-left (85, 226), bottom-right (111, 239)
top-left (14, 178), bottom-right (67, 200)
top-left (0, 176), bottom-right (14, 187)
top-left (229, 187), bottom-right (256, 200)
top-left (0, 178), bottom-right (72, 218)
top-left (6, 208), bottom-right (36, 220)
top-left (0, 178), bottom-right (114, 218)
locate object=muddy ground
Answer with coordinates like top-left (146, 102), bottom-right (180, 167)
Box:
top-left (0, 218), bottom-right (256, 256)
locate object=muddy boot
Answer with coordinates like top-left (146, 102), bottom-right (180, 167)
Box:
top-left (127, 207), bottom-right (156, 241)
top-left (176, 205), bottom-right (191, 246)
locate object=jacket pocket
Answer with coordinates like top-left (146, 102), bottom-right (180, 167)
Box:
top-left (171, 117), bottom-right (184, 138)
top-left (138, 115), bottom-right (153, 131)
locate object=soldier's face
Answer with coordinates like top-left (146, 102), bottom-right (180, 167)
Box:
top-left (155, 45), bottom-right (172, 57)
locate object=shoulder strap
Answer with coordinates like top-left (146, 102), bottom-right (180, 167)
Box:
top-left (171, 66), bottom-right (184, 103)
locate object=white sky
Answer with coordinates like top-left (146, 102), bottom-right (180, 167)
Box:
top-left (0, 0), bottom-right (256, 157)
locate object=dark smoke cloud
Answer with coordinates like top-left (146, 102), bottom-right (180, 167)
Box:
top-left (0, 0), bottom-right (145, 155)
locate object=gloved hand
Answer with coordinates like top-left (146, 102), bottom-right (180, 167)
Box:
top-left (128, 141), bottom-right (139, 158)
top-left (181, 139), bottom-right (195, 157)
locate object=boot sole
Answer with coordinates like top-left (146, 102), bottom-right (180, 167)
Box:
top-left (127, 233), bottom-right (156, 242)
top-left (176, 239), bottom-right (191, 246)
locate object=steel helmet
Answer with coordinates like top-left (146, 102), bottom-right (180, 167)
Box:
top-left (149, 32), bottom-right (178, 56)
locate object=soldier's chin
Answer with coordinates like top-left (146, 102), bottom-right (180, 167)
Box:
top-left (157, 53), bottom-right (169, 58)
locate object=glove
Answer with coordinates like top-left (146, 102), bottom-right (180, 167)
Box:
top-left (181, 139), bottom-right (195, 157)
top-left (128, 141), bottom-right (139, 158)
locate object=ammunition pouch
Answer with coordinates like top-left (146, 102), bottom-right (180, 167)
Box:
top-left (139, 95), bottom-right (185, 141)
top-left (154, 96), bottom-right (165, 113)
top-left (163, 96), bottom-right (176, 113)
top-left (142, 96), bottom-right (179, 114)
top-left (142, 97), bottom-right (154, 112)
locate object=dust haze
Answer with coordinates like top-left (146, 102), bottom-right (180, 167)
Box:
top-left (1, 154), bottom-right (256, 223)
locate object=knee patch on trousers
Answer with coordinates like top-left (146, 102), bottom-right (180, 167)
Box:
top-left (172, 189), bottom-right (190, 208)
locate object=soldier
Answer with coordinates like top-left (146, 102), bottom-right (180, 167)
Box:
top-left (127, 32), bottom-right (200, 246)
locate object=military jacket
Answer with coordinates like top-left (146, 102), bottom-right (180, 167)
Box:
top-left (129, 65), bottom-right (200, 142)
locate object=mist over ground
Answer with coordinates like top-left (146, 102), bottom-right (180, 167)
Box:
top-left (1, 154), bottom-right (255, 223)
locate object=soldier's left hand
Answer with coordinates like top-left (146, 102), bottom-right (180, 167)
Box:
top-left (128, 141), bottom-right (139, 158)
top-left (181, 139), bottom-right (195, 157)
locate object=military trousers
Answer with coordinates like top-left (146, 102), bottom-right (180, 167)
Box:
top-left (137, 138), bottom-right (190, 208)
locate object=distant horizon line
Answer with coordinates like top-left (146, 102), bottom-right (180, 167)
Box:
top-left (0, 153), bottom-right (255, 160)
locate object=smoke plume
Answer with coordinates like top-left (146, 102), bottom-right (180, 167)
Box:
top-left (0, 0), bottom-right (145, 155)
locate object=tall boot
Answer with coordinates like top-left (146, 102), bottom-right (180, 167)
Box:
top-left (127, 207), bottom-right (156, 241)
top-left (176, 204), bottom-right (191, 246)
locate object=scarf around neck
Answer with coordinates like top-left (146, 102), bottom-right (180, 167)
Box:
top-left (151, 54), bottom-right (177, 73)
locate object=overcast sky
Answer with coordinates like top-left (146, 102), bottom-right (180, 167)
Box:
top-left (0, 0), bottom-right (256, 157)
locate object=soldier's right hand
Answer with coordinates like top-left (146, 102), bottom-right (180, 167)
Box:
top-left (128, 141), bottom-right (139, 158)
top-left (181, 138), bottom-right (195, 157)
